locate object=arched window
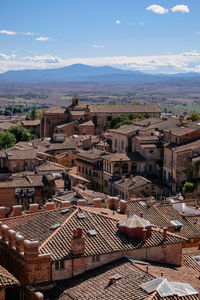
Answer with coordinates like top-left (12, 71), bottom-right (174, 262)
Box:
top-left (114, 163), bottom-right (120, 175)
top-left (122, 163), bottom-right (128, 174)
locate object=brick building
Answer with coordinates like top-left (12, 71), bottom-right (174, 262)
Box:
top-left (41, 97), bottom-right (161, 137)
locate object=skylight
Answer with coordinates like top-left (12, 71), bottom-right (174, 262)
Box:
top-left (50, 223), bottom-right (61, 230)
top-left (140, 278), bottom-right (199, 297)
top-left (193, 256), bottom-right (200, 265)
top-left (77, 213), bottom-right (85, 219)
top-left (88, 229), bottom-right (97, 236)
top-left (60, 208), bottom-right (70, 214)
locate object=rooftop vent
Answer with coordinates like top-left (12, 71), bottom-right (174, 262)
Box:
top-left (139, 201), bottom-right (146, 206)
top-left (111, 273), bottom-right (122, 280)
top-left (6, 152), bottom-right (12, 156)
top-left (50, 223), bottom-right (61, 230)
top-left (170, 220), bottom-right (182, 231)
top-left (88, 229), bottom-right (97, 236)
top-left (60, 208), bottom-right (70, 214)
top-left (77, 213), bottom-right (85, 219)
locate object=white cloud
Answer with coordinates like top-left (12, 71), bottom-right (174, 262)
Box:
top-left (115, 20), bottom-right (121, 24)
top-left (0, 29), bottom-right (17, 35)
top-left (0, 53), bottom-right (16, 60)
top-left (146, 5), bottom-right (168, 14)
top-left (23, 55), bottom-right (62, 63)
top-left (182, 50), bottom-right (200, 57)
top-left (139, 22), bottom-right (144, 26)
top-left (21, 32), bottom-right (34, 36)
top-left (36, 36), bottom-right (50, 41)
top-left (171, 5), bottom-right (189, 13)
top-left (93, 45), bottom-right (105, 48)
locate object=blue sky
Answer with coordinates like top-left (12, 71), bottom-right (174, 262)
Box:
top-left (0, 0), bottom-right (200, 73)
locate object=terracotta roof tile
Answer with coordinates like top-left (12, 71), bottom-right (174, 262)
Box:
top-left (0, 265), bottom-right (19, 287)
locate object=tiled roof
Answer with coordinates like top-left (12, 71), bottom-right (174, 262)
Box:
top-left (0, 175), bottom-right (44, 188)
top-left (0, 265), bottom-right (19, 287)
top-left (2, 149), bottom-right (37, 160)
top-left (2, 206), bottom-right (185, 262)
top-left (155, 205), bottom-right (200, 239)
top-left (44, 106), bottom-right (65, 114)
top-left (3, 207), bottom-right (76, 244)
top-left (39, 207), bottom-right (184, 261)
top-left (79, 120), bottom-right (94, 126)
top-left (103, 152), bottom-right (133, 162)
top-left (114, 176), bottom-right (151, 190)
top-left (173, 140), bottom-right (200, 153)
top-left (22, 120), bottom-right (40, 126)
top-left (89, 104), bottom-right (161, 114)
top-left (128, 201), bottom-right (172, 228)
top-left (134, 255), bottom-right (200, 296)
top-left (182, 248), bottom-right (200, 274)
top-left (36, 162), bottom-right (66, 173)
top-left (0, 122), bottom-right (14, 130)
top-left (44, 257), bottom-right (200, 300)
top-left (48, 258), bottom-right (155, 300)
top-left (77, 149), bottom-right (108, 161)
top-left (164, 126), bottom-right (200, 136)
top-left (109, 124), bottom-right (139, 135)
top-left (70, 111), bottom-right (86, 116)
top-left (135, 136), bottom-right (160, 142)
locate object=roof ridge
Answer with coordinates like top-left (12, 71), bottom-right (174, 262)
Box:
top-left (39, 207), bottom-right (78, 251)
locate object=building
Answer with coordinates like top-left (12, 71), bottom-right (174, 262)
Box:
top-left (41, 97), bottom-right (161, 137)
top-left (0, 205), bottom-right (184, 291)
top-left (76, 149), bottom-right (108, 192)
top-left (113, 175), bottom-right (152, 199)
top-left (21, 120), bottom-right (41, 138)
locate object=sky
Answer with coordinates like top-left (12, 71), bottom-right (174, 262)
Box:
top-left (0, 0), bottom-right (200, 74)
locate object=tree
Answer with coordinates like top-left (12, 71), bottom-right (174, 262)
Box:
top-left (30, 107), bottom-right (37, 120)
top-left (103, 113), bottom-right (146, 130)
top-left (183, 181), bottom-right (194, 193)
top-left (0, 131), bottom-right (16, 150)
top-left (8, 125), bottom-right (32, 142)
top-left (188, 112), bottom-right (200, 122)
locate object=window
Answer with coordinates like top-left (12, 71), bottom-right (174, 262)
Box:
top-left (82, 166), bottom-right (84, 173)
top-left (149, 150), bottom-right (153, 154)
top-left (78, 166), bottom-right (81, 172)
top-left (55, 260), bottom-right (65, 270)
top-left (115, 139), bottom-right (117, 148)
top-left (104, 180), bottom-right (108, 187)
top-left (92, 254), bottom-right (100, 262)
top-left (121, 140), bottom-right (124, 151)
top-left (72, 160), bottom-right (74, 165)
top-left (107, 116), bottom-right (112, 121)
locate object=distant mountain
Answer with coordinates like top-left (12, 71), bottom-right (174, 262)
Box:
top-left (0, 63), bottom-right (200, 83)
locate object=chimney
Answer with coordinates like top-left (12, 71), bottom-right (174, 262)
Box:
top-left (35, 292), bottom-right (44, 300)
top-left (61, 201), bottom-right (71, 208)
top-left (1, 224), bottom-right (9, 242)
top-left (16, 234), bottom-right (25, 253)
top-left (121, 176), bottom-right (126, 182)
top-left (29, 204), bottom-right (39, 214)
top-left (146, 265), bottom-right (149, 274)
top-left (24, 240), bottom-right (39, 259)
top-left (0, 207), bottom-right (6, 219)
top-left (77, 199), bottom-right (86, 207)
top-left (140, 212), bottom-right (143, 218)
top-left (13, 205), bottom-right (22, 217)
top-left (142, 228), bottom-right (147, 243)
top-left (161, 271), bottom-right (164, 277)
top-left (120, 200), bottom-right (127, 214)
top-left (45, 202), bottom-right (55, 211)
top-left (163, 227), bottom-right (167, 242)
top-left (113, 197), bottom-right (120, 211)
top-left (8, 229), bottom-right (16, 247)
top-left (71, 228), bottom-right (85, 255)
top-left (93, 198), bottom-right (102, 208)
top-left (195, 217), bottom-right (198, 225)
top-left (130, 175), bottom-right (133, 179)
top-left (127, 209), bottom-right (130, 217)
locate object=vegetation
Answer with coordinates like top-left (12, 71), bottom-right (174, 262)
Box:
top-left (8, 125), bottom-right (33, 143)
top-left (0, 131), bottom-right (16, 150)
top-left (104, 113), bottom-right (146, 130)
top-left (188, 112), bottom-right (200, 122)
top-left (183, 181), bottom-right (194, 193)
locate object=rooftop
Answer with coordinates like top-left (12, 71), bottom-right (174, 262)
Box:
top-left (0, 265), bottom-right (19, 288)
top-left (114, 176), bottom-right (151, 191)
top-left (89, 104), bottom-right (161, 114)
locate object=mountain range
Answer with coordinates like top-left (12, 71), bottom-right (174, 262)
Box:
top-left (0, 63), bottom-right (200, 84)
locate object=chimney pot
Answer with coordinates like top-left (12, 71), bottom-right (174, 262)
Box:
top-left (140, 212), bottom-right (143, 218)
top-left (45, 202), bottom-right (55, 211)
top-left (16, 234), bottom-right (25, 253)
top-left (13, 205), bottom-right (22, 217)
top-left (29, 204), bottom-right (39, 214)
top-left (161, 271), bottom-right (164, 277)
top-left (163, 227), bottom-right (167, 241)
top-left (146, 265), bottom-right (149, 274)
top-left (121, 176), bottom-right (126, 182)
top-left (1, 224), bottom-right (9, 242)
top-left (0, 207), bottom-right (6, 219)
top-left (142, 228), bottom-right (147, 243)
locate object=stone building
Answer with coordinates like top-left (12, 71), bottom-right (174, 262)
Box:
top-left (163, 139), bottom-right (200, 193)
top-left (21, 120), bottom-right (41, 138)
top-left (113, 175), bottom-right (152, 199)
top-left (76, 149), bottom-right (108, 192)
top-left (41, 97), bottom-right (161, 137)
